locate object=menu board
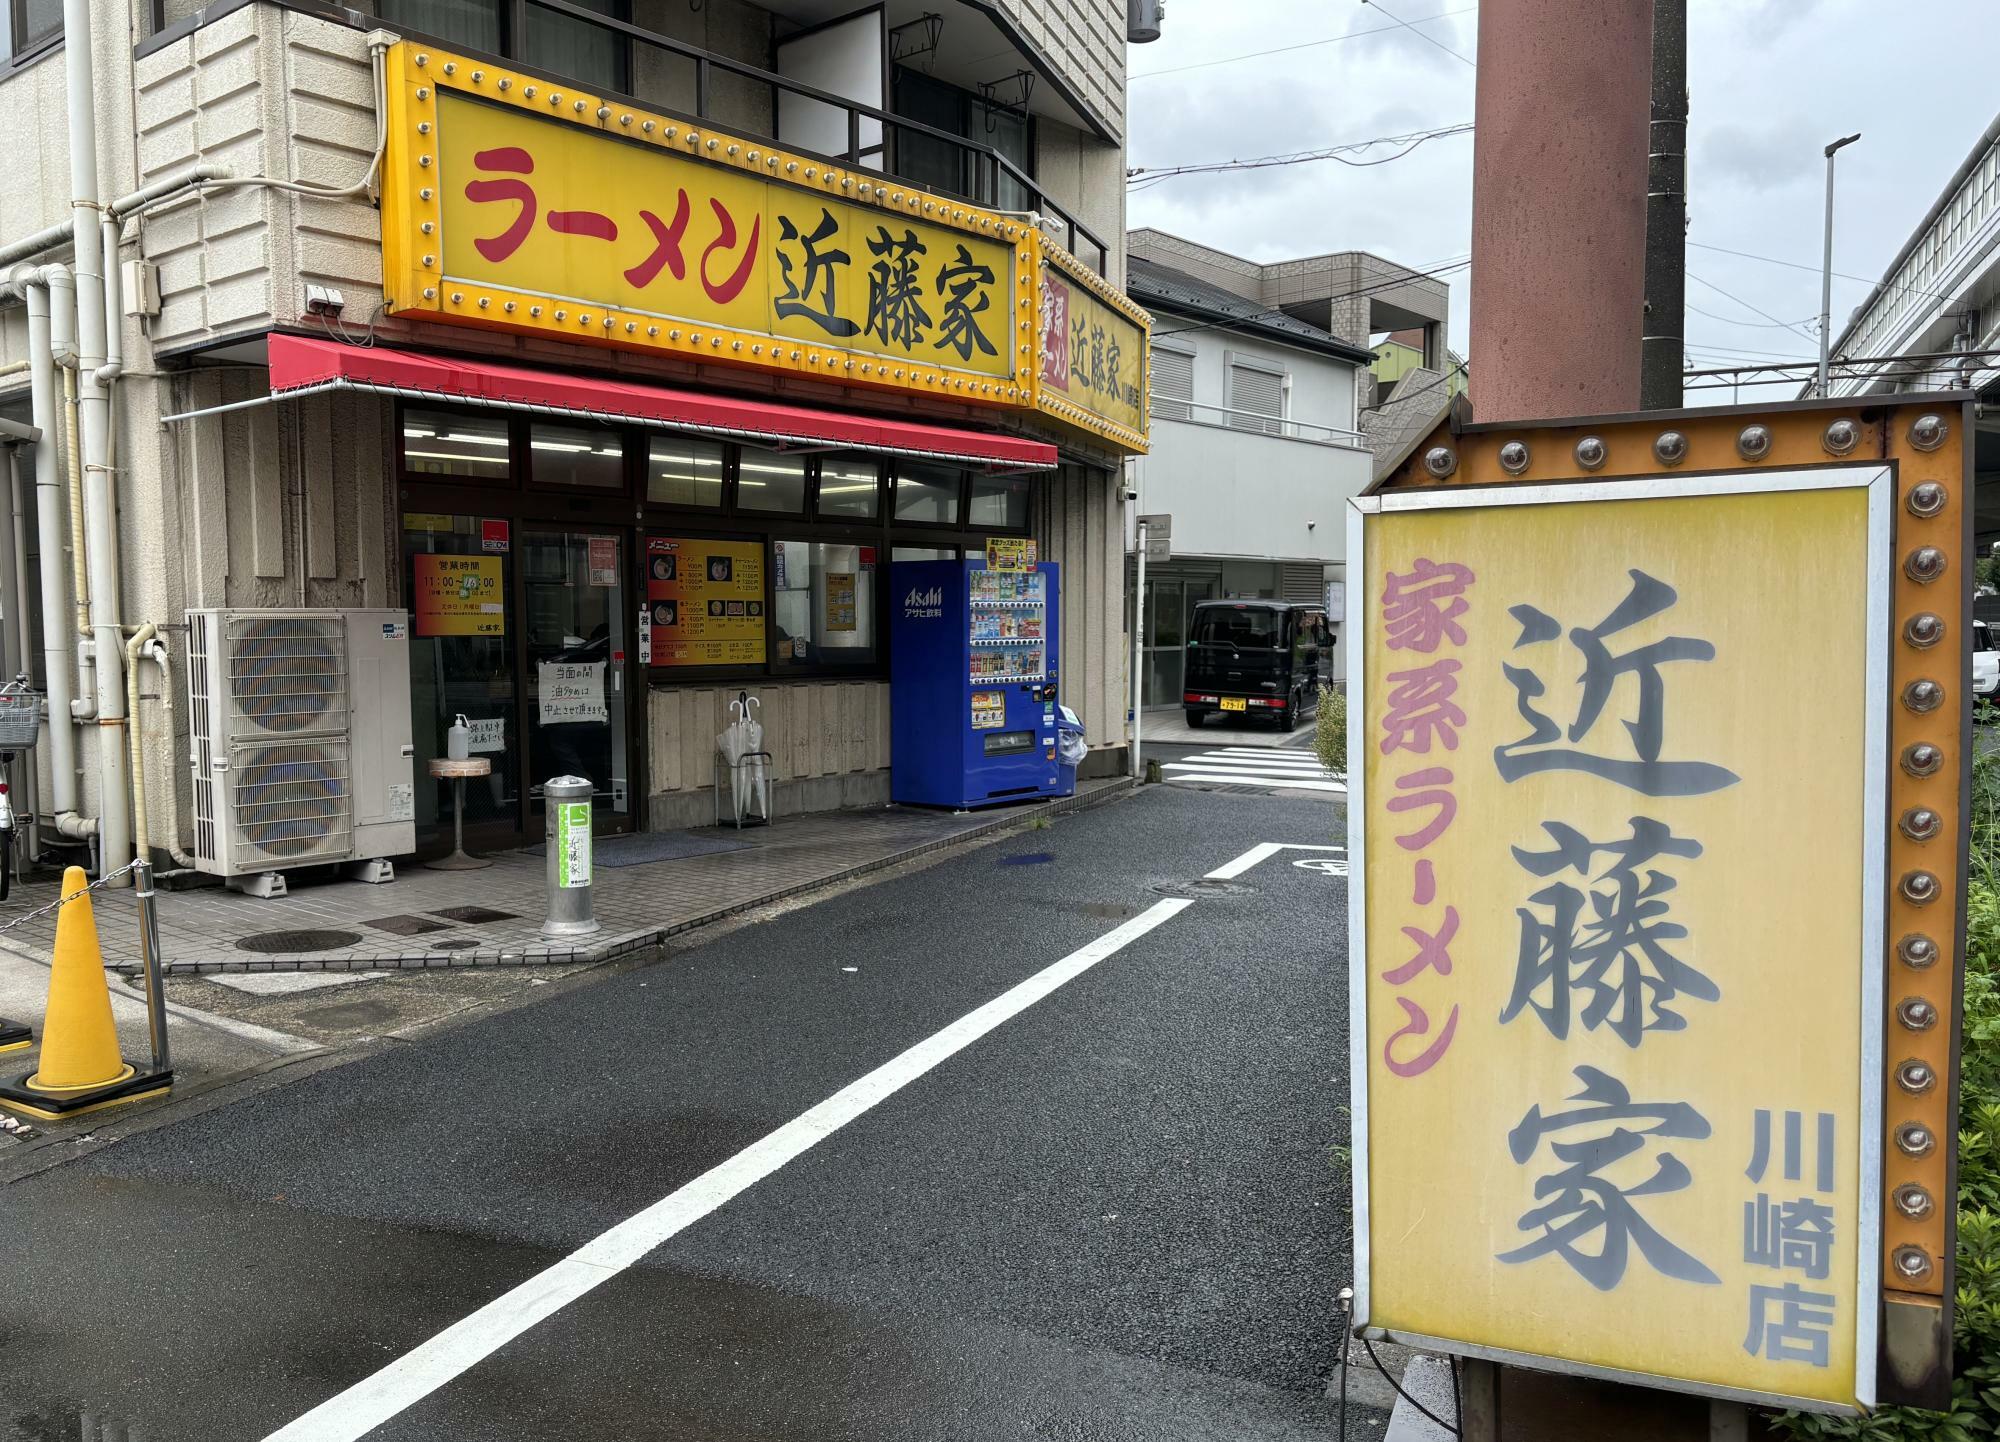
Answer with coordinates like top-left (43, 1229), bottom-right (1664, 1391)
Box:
top-left (413, 554), bottom-right (505, 637)
top-left (825, 572), bottom-right (857, 633)
top-left (645, 536), bottom-right (766, 667)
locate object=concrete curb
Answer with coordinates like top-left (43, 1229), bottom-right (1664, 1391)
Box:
top-left (105, 779), bottom-right (1137, 976)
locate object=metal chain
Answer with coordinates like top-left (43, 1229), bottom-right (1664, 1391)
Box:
top-left (0, 861), bottom-right (143, 938)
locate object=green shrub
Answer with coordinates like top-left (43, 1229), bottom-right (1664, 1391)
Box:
top-left (1315, 685), bottom-right (1347, 777)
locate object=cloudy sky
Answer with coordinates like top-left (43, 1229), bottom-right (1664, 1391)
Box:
top-left (1124, 0), bottom-right (1997, 404)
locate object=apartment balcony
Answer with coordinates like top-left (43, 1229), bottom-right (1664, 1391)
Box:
top-left (130, 0), bottom-right (1117, 355)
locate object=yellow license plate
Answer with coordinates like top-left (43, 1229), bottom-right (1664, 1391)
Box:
top-left (1220, 697), bottom-right (1247, 712)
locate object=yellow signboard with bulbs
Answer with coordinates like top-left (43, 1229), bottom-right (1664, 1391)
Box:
top-left (1350, 399), bottom-right (1970, 1415)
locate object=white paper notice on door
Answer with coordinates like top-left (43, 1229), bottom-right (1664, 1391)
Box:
top-left (537, 660), bottom-right (609, 725)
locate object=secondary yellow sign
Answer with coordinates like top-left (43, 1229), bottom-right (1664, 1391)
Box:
top-left (382, 45), bottom-right (1033, 405)
top-left (412, 554), bottom-right (505, 637)
top-left (1034, 246), bottom-right (1148, 451)
top-left (1349, 467), bottom-right (1890, 1411)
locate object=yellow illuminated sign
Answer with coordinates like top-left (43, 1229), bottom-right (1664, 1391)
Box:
top-left (1033, 244), bottom-right (1149, 452)
top-left (381, 44), bottom-right (1033, 405)
top-left (1350, 469), bottom-right (1890, 1412)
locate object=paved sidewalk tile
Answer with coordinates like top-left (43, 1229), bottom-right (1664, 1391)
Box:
top-left (0, 782), bottom-right (1130, 976)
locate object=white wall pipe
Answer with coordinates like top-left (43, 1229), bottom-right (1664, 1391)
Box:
top-left (97, 214), bottom-right (121, 384)
top-left (123, 621), bottom-right (156, 864)
top-left (45, 267), bottom-right (74, 367)
top-left (63, 0), bottom-right (131, 878)
top-left (8, 445), bottom-right (40, 858)
top-left (15, 273), bottom-right (81, 821)
top-left (137, 634), bottom-right (192, 869)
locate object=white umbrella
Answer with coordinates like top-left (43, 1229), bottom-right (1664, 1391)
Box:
top-left (742, 695), bottom-right (767, 820)
top-left (718, 694), bottom-right (754, 823)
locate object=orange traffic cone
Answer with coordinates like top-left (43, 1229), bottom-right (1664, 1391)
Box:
top-left (0, 867), bottom-right (170, 1120)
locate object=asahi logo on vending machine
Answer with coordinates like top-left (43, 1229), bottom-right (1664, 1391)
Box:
top-left (902, 587), bottom-right (944, 620)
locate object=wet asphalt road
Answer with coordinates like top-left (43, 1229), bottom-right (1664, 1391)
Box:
top-left (0, 784), bottom-right (1364, 1441)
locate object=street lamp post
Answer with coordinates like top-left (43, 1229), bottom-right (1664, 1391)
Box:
top-left (1818, 132), bottom-right (1862, 397)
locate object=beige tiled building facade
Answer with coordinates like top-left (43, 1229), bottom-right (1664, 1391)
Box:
top-left (0, 0), bottom-right (1147, 874)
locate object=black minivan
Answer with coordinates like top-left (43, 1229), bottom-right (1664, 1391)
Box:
top-left (1182, 599), bottom-right (1330, 731)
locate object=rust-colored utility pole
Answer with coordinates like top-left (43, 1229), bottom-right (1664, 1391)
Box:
top-left (1468, 0), bottom-right (1654, 421)
top-left (1454, 2), bottom-right (1714, 1437)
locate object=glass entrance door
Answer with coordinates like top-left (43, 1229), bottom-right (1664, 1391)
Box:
top-left (522, 528), bottom-right (633, 830)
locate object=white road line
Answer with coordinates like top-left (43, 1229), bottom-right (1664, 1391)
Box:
top-left (1205, 747), bottom-right (1323, 757)
top-left (1165, 771), bottom-right (1349, 793)
top-left (1204, 841), bottom-right (1342, 881)
top-left (263, 896), bottom-right (1197, 1442)
top-left (1164, 756), bottom-right (1331, 771)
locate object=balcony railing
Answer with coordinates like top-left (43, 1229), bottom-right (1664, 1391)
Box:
top-left (1150, 396), bottom-right (1365, 448)
top-left (139, 0), bottom-right (1111, 278)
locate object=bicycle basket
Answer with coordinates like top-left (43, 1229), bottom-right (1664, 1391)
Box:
top-left (0, 681), bottom-right (44, 749)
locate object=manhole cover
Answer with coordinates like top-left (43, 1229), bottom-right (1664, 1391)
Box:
top-left (237, 929), bottom-right (363, 954)
top-left (1000, 852), bottom-right (1055, 867)
top-left (428, 938), bottom-right (476, 952)
top-left (1150, 879), bottom-right (1255, 899)
top-left (365, 913), bottom-right (451, 936)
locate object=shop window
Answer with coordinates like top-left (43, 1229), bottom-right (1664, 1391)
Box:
top-left (894, 460), bottom-right (962, 524)
top-left (402, 408), bottom-right (512, 479)
top-left (816, 455), bottom-right (881, 520)
top-left (968, 473), bottom-right (1031, 531)
top-left (647, 436), bottom-right (725, 509)
top-left (530, 422), bottom-right (625, 489)
top-left (738, 451), bottom-right (808, 514)
top-left (892, 545), bottom-right (957, 562)
top-left (772, 540), bottom-right (876, 668)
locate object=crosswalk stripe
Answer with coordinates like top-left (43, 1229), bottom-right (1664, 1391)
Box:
top-left (1164, 771), bottom-right (1348, 794)
top-left (1167, 755), bottom-right (1331, 771)
top-left (1192, 748), bottom-right (1320, 760)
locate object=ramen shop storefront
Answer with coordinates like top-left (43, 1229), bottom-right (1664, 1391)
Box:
top-left (263, 338), bottom-right (1059, 852)
top-left (350, 40), bottom-right (1149, 849)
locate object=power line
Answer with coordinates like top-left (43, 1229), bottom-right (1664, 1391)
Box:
top-left (1129, 6), bottom-right (1480, 81)
top-left (1688, 239), bottom-right (1964, 310)
top-left (1359, 0), bottom-right (1477, 67)
top-left (1685, 271), bottom-right (1820, 346)
top-left (1127, 123), bottom-right (1473, 188)
top-left (1684, 299), bottom-right (1818, 331)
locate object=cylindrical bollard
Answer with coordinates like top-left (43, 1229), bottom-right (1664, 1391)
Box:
top-left (542, 776), bottom-right (601, 939)
top-left (132, 858), bottom-right (170, 1072)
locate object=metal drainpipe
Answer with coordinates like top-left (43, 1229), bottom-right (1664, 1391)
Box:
top-left (7, 446), bottom-right (39, 859)
top-left (60, 366), bottom-right (94, 716)
top-left (123, 621), bottom-right (155, 865)
top-left (63, 0), bottom-right (131, 878)
top-left (14, 270), bottom-right (89, 836)
top-left (140, 635), bottom-right (193, 868)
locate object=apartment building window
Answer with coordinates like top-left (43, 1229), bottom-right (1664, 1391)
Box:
top-left (1228, 357), bottom-right (1287, 435)
top-left (1150, 344), bottom-right (1194, 421)
top-left (8, 0), bottom-right (60, 60)
top-left (377, 0), bottom-right (628, 94)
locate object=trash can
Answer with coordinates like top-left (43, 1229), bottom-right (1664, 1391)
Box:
top-left (1055, 705), bottom-right (1086, 798)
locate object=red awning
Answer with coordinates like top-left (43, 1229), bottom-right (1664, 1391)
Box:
top-left (261, 334), bottom-right (1057, 470)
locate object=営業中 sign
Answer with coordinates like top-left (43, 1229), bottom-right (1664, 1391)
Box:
top-left (1349, 465), bottom-right (1894, 1411)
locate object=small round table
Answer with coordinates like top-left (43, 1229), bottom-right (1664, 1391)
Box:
top-left (426, 757), bottom-right (493, 870)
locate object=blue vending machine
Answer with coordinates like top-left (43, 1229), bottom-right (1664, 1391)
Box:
top-left (890, 558), bottom-right (1064, 808)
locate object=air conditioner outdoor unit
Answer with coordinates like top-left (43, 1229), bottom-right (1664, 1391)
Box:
top-left (187, 608), bottom-right (416, 897)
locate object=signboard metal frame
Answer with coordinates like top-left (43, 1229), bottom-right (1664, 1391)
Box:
top-left (380, 43), bottom-right (1037, 409)
top-left (1347, 465), bottom-right (1891, 1414)
top-left (1351, 394), bottom-right (1976, 1414)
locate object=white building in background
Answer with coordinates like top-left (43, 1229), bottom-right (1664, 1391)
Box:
top-left (1123, 240), bottom-right (1379, 707)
